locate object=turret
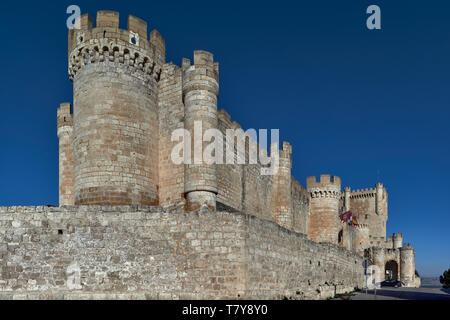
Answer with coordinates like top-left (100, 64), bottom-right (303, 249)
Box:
top-left (182, 51), bottom-right (219, 211)
top-left (57, 103), bottom-right (74, 206)
top-left (343, 187), bottom-right (351, 211)
top-left (306, 175), bottom-right (341, 244)
top-left (393, 232), bottom-right (403, 249)
top-left (272, 142), bottom-right (292, 229)
top-left (370, 247), bottom-right (385, 282)
top-left (352, 223), bottom-right (370, 255)
top-left (400, 244), bottom-right (415, 287)
top-left (68, 11), bottom-right (164, 205)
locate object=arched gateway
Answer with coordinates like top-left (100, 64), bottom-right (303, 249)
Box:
top-left (385, 260), bottom-right (399, 281)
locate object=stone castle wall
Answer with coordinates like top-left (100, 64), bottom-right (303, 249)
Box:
top-left (243, 214), bottom-right (365, 299)
top-left (216, 109), bottom-right (275, 221)
top-left (291, 178), bottom-right (310, 235)
top-left (0, 206), bottom-right (364, 299)
top-left (41, 9), bottom-right (417, 297)
top-left (158, 63), bottom-right (185, 208)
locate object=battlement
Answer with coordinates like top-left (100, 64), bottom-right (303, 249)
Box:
top-left (349, 187), bottom-right (376, 198)
top-left (57, 102), bottom-right (72, 121)
top-left (74, 11), bottom-right (150, 37)
top-left (231, 121), bottom-right (242, 130)
top-left (127, 14), bottom-right (147, 39)
top-left (282, 141), bottom-right (292, 154)
top-left (402, 243), bottom-right (414, 250)
top-left (347, 182), bottom-right (387, 200)
top-left (393, 232), bottom-right (403, 239)
top-left (182, 51), bottom-right (219, 89)
top-left (71, 11), bottom-right (163, 49)
top-left (218, 109), bottom-right (231, 122)
top-left (384, 232), bottom-right (403, 249)
top-left (96, 11), bottom-right (120, 28)
top-left (68, 11), bottom-right (165, 80)
top-left (273, 141), bottom-right (291, 159)
top-left (217, 108), bottom-right (275, 163)
top-left (306, 175), bottom-right (341, 190)
top-left (194, 50), bottom-right (214, 65)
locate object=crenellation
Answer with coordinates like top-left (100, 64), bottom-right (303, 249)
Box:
top-left (96, 10), bottom-right (120, 28)
top-left (218, 109), bottom-right (231, 123)
top-left (150, 30), bottom-right (166, 65)
top-left (77, 13), bottom-right (94, 30)
top-left (127, 15), bottom-right (148, 40)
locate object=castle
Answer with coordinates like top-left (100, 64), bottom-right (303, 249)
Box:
top-left (0, 11), bottom-right (418, 299)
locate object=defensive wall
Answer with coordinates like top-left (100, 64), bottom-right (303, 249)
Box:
top-left (0, 206), bottom-right (364, 300)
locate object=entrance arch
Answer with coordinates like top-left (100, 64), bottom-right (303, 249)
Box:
top-left (385, 260), bottom-right (399, 281)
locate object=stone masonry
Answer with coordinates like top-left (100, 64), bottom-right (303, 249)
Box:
top-left (0, 206), bottom-right (364, 299)
top-left (0, 10), bottom-right (418, 299)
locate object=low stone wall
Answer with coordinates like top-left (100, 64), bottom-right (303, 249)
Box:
top-left (0, 206), bottom-right (364, 299)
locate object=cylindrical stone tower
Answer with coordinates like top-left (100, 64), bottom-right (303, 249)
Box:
top-left (353, 224), bottom-right (370, 255)
top-left (57, 102), bottom-right (74, 206)
top-left (306, 175), bottom-right (341, 244)
top-left (68, 11), bottom-right (165, 205)
top-left (182, 50), bottom-right (219, 211)
top-left (370, 247), bottom-right (385, 283)
top-left (393, 232), bottom-right (403, 249)
top-left (400, 244), bottom-right (415, 287)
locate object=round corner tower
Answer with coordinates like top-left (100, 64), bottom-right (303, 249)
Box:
top-left (306, 174), bottom-right (341, 244)
top-left (400, 244), bottom-right (416, 287)
top-left (68, 11), bottom-right (165, 205)
top-left (182, 50), bottom-right (219, 211)
top-left (353, 223), bottom-right (370, 255)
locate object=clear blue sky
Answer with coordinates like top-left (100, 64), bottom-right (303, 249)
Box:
top-left (0, 0), bottom-right (449, 277)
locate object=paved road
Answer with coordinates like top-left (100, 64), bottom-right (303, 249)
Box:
top-left (350, 287), bottom-right (450, 300)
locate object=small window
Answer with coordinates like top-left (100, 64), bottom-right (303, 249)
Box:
top-left (58, 229), bottom-right (63, 235)
top-left (131, 37), bottom-right (137, 45)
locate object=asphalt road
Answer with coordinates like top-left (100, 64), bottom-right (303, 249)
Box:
top-left (350, 287), bottom-right (450, 300)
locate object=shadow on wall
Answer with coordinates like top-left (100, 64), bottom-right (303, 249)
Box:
top-left (364, 289), bottom-right (450, 300)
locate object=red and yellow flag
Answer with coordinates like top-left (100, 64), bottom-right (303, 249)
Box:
top-left (339, 211), bottom-right (352, 222)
